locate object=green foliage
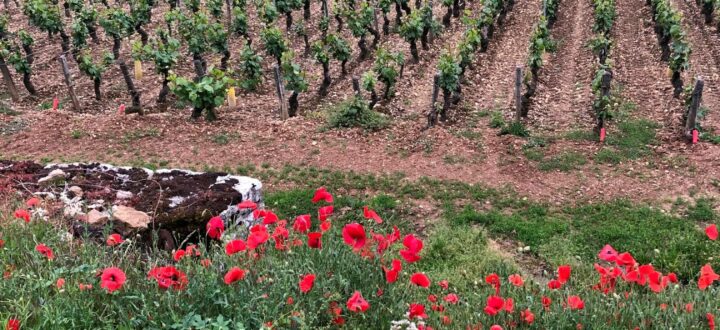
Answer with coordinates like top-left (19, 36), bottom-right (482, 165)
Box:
top-left (345, 1), bottom-right (374, 38)
top-left (372, 48), bottom-right (404, 96)
top-left (260, 27), bottom-right (288, 63)
top-left (595, 119), bottom-right (658, 163)
top-left (177, 12), bottom-right (212, 57)
top-left (526, 16), bottom-right (552, 71)
top-left (129, 0), bottom-right (152, 25)
top-left (650, 0), bottom-right (691, 73)
top-left (280, 51), bottom-right (308, 93)
top-left (23, 0), bottom-right (64, 35)
top-left (239, 44), bottom-right (263, 91)
top-left (207, 0), bottom-right (225, 18)
top-left (67, 0), bottom-right (84, 13)
top-left (256, 0), bottom-right (279, 24)
top-left (169, 68), bottom-right (232, 120)
top-left (538, 151), bottom-right (587, 171)
top-left (398, 11), bottom-right (423, 42)
top-left (437, 51), bottom-right (461, 93)
top-left (231, 7), bottom-right (249, 36)
top-left (71, 18), bottom-right (89, 50)
top-left (311, 41), bottom-right (329, 65)
top-left (326, 34), bottom-right (351, 63)
top-left (6, 45), bottom-right (31, 74)
top-left (687, 198), bottom-right (717, 222)
top-left (99, 9), bottom-right (135, 39)
top-left (592, 0), bottom-right (616, 34)
top-left (17, 31), bottom-right (33, 48)
top-left (328, 96), bottom-right (389, 130)
top-left (499, 121), bottom-right (530, 137)
top-left (457, 28), bottom-right (481, 69)
top-left (182, 0), bottom-right (201, 12)
top-left (148, 31), bottom-right (180, 74)
top-left (361, 71), bottom-right (377, 92)
top-left (275, 0), bottom-right (303, 15)
top-left (77, 51), bottom-right (113, 80)
top-left (207, 22), bottom-right (229, 56)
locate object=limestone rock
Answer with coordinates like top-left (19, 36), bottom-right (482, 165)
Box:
top-left (38, 169), bottom-right (66, 183)
top-left (112, 205), bottom-right (151, 229)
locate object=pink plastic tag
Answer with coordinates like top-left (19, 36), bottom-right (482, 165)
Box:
top-left (599, 128), bottom-right (606, 142)
top-left (52, 98), bottom-right (59, 111)
top-left (118, 104), bottom-right (126, 115)
top-left (692, 129), bottom-right (699, 144)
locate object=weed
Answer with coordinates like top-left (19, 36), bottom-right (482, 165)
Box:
top-left (538, 151), bottom-right (587, 171)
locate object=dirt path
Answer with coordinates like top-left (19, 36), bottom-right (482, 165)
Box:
top-left (612, 0), bottom-right (682, 138)
top-left (672, 0), bottom-right (720, 133)
top-left (528, 0), bottom-right (596, 132)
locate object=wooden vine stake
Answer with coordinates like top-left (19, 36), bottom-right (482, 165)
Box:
top-left (273, 65), bottom-right (288, 120)
top-left (0, 59), bottom-right (20, 102)
top-left (58, 55), bottom-right (81, 111)
top-left (514, 66), bottom-right (522, 121)
top-left (685, 77), bottom-right (703, 143)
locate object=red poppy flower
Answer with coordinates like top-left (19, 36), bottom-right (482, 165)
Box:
top-left (307, 232), bottom-right (322, 249)
top-left (237, 200), bottom-right (257, 210)
top-left (100, 267), bottom-right (126, 293)
top-left (427, 294), bottom-right (437, 303)
top-left (616, 252), bottom-right (636, 267)
top-left (56, 278), bottom-right (65, 289)
top-left (148, 266), bottom-right (188, 290)
top-left (173, 249), bottom-right (186, 262)
top-left (78, 283), bottom-right (93, 291)
top-left (484, 295), bottom-right (504, 316)
top-left (26, 197), bottom-right (40, 208)
top-left (667, 272), bottom-right (678, 283)
top-left (363, 206), bottom-right (383, 224)
top-left (35, 244), bottom-right (54, 260)
top-left (342, 223), bottom-right (367, 249)
top-left (706, 224), bottom-right (718, 241)
top-left (558, 265), bottom-right (571, 284)
top-left (707, 313), bottom-right (716, 330)
top-left (542, 296), bottom-right (552, 309)
top-left (438, 280), bottom-right (449, 290)
top-left (253, 209), bottom-right (278, 225)
top-left (225, 239), bottom-right (247, 255)
top-left (6, 318), bottom-right (20, 330)
top-left (346, 291), bottom-right (369, 312)
top-left (299, 273), bottom-right (316, 293)
top-left (318, 206), bottom-right (334, 222)
top-left (547, 279), bottom-right (562, 290)
top-left (287, 296), bottom-right (294, 305)
top-left (442, 315), bottom-right (452, 325)
top-left (597, 244), bottom-right (618, 262)
top-left (490, 325), bottom-right (503, 330)
top-left (400, 234), bottom-right (423, 263)
top-left (699, 264), bottom-right (720, 290)
top-left (521, 308), bottom-right (535, 324)
top-left (408, 303), bottom-right (428, 319)
top-left (185, 244), bottom-right (201, 257)
top-left (106, 234), bottom-right (124, 247)
top-left (320, 221), bottom-right (331, 232)
top-left (504, 297), bottom-right (514, 313)
top-left (660, 303), bottom-right (668, 310)
top-left (248, 225), bottom-right (270, 249)
top-left (224, 267), bottom-right (246, 285)
top-left (0, 239), bottom-right (4, 249)
top-left (201, 259), bottom-right (211, 268)
top-left (410, 273), bottom-right (431, 288)
top-left (14, 209), bottom-right (30, 222)
top-left (312, 187), bottom-right (334, 203)
top-left (383, 259), bottom-right (402, 283)
top-left (568, 295), bottom-right (585, 310)
top-left (293, 215), bottom-right (311, 233)
top-left (444, 293), bottom-right (459, 304)
top-left (485, 273), bottom-right (500, 286)
top-left (685, 303), bottom-right (694, 313)
top-left (206, 216), bottom-right (224, 240)
top-left (508, 274), bottom-right (524, 287)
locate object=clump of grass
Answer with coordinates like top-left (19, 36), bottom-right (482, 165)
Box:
top-left (489, 111), bottom-right (505, 128)
top-left (687, 198), bottom-right (717, 222)
top-left (499, 121), bottom-right (530, 137)
top-left (595, 119), bottom-right (658, 164)
top-left (538, 151), bottom-right (587, 172)
top-left (327, 97), bottom-right (388, 131)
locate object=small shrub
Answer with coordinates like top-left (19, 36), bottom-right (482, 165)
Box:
top-left (327, 97), bottom-right (388, 130)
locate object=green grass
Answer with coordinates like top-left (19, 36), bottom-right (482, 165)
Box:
top-left (122, 128), bottom-right (162, 143)
top-left (595, 119), bottom-right (658, 164)
top-left (538, 151), bottom-right (587, 172)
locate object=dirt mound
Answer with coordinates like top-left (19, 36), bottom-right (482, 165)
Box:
top-left (0, 160), bottom-right (263, 247)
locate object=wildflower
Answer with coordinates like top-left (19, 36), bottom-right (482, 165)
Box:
top-left (225, 239), bottom-right (247, 255)
top-left (442, 315), bottom-right (452, 325)
top-left (200, 259), bottom-right (211, 268)
top-left (548, 279), bottom-right (562, 290)
top-left (708, 313), bottom-right (716, 330)
top-left (286, 297), bottom-right (294, 305)
top-left (438, 280), bottom-right (449, 290)
top-left (427, 294), bottom-right (437, 303)
top-left (558, 265), bottom-right (571, 284)
top-left (504, 297), bottom-right (514, 313)
top-left (411, 273), bottom-right (431, 288)
top-left (237, 200), bottom-right (257, 210)
top-left (346, 291), bottom-right (369, 312)
top-left (542, 296), bottom-right (552, 309)
top-left (660, 303), bottom-right (668, 310)
top-left (293, 215), bottom-right (311, 233)
top-left (173, 249), bottom-right (186, 262)
top-left (6, 318), bottom-right (20, 330)
top-left (307, 232), bottom-right (322, 249)
top-left (0, 240), bottom-right (4, 249)
top-left (14, 209), bottom-right (30, 222)
top-left (78, 283), bottom-right (93, 291)
top-left (521, 308), bottom-right (535, 324)
top-left (377, 288), bottom-right (383, 296)
top-left (706, 224), bottom-right (718, 241)
top-left (383, 259), bottom-right (402, 283)
top-left (106, 234), bottom-right (124, 246)
top-left (485, 273), bottom-right (501, 293)
top-left (444, 293), bottom-right (459, 304)
top-left (508, 274), bottom-right (524, 287)
top-left (685, 303), bottom-right (693, 313)
top-left (568, 296), bottom-right (585, 310)
top-left (206, 216), bottom-right (224, 240)
top-left (312, 187), bottom-right (334, 203)
top-left (100, 267), bottom-right (126, 293)
top-left (318, 206), bottom-right (334, 222)
top-left (248, 225), bottom-right (270, 249)
top-left (698, 264), bottom-right (720, 290)
top-left (400, 234), bottom-right (423, 263)
top-left (484, 295), bottom-right (504, 316)
top-left (255, 209), bottom-right (279, 225)
top-left (148, 266), bottom-right (188, 290)
top-left (363, 206), bottom-right (383, 224)
top-left (320, 221), bottom-right (331, 232)
top-left (490, 325), bottom-right (503, 330)
top-left (56, 278), bottom-right (65, 289)
top-left (408, 303), bottom-right (428, 319)
top-left (299, 274), bottom-right (316, 293)
top-left (598, 244), bottom-right (618, 262)
top-left (26, 197), bottom-right (40, 208)
top-left (342, 223), bottom-right (367, 249)
top-left (35, 244), bottom-right (54, 260)
top-left (224, 267), bottom-right (247, 285)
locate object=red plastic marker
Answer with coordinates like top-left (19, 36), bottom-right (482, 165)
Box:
top-left (52, 97), bottom-right (59, 111)
top-left (118, 104), bottom-right (125, 115)
top-left (599, 127), bottom-right (606, 142)
top-left (692, 129), bottom-right (699, 144)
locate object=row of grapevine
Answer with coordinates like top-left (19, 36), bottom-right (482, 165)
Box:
top-left (589, 0), bottom-right (615, 136)
top-left (517, 0), bottom-right (560, 117)
top-left (426, 0), bottom-right (516, 126)
top-left (647, 0), bottom-right (691, 97)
